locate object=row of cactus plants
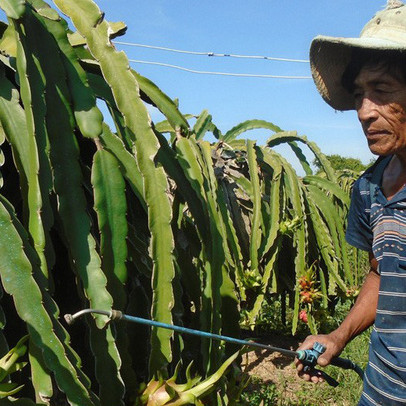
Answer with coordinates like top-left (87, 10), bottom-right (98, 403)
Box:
top-left (0, 0), bottom-right (363, 405)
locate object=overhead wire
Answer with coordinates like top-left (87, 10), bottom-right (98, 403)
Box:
top-left (128, 59), bottom-right (312, 79)
top-left (116, 41), bottom-right (311, 79)
top-left (114, 41), bottom-right (310, 63)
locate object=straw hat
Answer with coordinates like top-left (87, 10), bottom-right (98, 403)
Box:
top-left (310, 0), bottom-right (406, 110)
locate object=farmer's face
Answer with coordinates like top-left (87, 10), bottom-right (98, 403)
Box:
top-left (354, 64), bottom-right (406, 157)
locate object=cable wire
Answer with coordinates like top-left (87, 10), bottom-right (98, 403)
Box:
top-left (115, 41), bottom-right (310, 63)
top-left (129, 59), bottom-right (312, 79)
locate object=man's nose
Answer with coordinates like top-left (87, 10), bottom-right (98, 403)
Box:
top-left (357, 96), bottom-right (379, 123)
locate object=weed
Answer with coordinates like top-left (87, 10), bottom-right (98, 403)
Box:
top-left (239, 377), bottom-right (278, 405)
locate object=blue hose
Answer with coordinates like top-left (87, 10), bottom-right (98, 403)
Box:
top-left (64, 308), bottom-right (364, 385)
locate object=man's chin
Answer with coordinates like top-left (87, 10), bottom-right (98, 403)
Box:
top-left (368, 149), bottom-right (392, 157)
top-left (369, 148), bottom-right (390, 156)
top-left (367, 141), bottom-right (393, 157)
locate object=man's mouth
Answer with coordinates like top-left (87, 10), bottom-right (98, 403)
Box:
top-left (365, 129), bottom-right (390, 138)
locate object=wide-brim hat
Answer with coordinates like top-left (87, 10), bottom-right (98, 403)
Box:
top-left (310, 0), bottom-right (406, 111)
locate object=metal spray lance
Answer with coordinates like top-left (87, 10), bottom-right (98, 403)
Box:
top-left (65, 308), bottom-right (364, 387)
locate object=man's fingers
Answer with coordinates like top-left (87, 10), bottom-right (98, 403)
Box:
top-left (298, 371), bottom-right (311, 381)
top-left (310, 375), bottom-right (319, 383)
top-left (296, 336), bottom-right (317, 352)
top-left (311, 374), bottom-right (324, 384)
top-left (298, 369), bottom-right (324, 384)
top-left (317, 356), bottom-right (329, 367)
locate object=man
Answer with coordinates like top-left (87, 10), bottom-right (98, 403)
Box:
top-left (296, 1), bottom-right (406, 404)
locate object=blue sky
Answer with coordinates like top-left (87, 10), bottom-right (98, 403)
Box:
top-left (94, 1), bottom-right (387, 171)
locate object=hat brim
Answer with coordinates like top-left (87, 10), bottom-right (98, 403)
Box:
top-left (310, 35), bottom-right (406, 110)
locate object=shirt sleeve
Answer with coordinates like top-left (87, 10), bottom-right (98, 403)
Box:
top-left (345, 177), bottom-right (373, 252)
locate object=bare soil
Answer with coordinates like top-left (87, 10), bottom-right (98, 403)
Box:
top-left (242, 334), bottom-right (300, 379)
top-left (241, 334), bottom-right (305, 403)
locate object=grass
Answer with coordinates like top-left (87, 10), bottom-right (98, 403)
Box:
top-left (238, 323), bottom-right (370, 406)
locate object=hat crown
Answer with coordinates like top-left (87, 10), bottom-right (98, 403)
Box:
top-left (361, 1), bottom-right (406, 43)
top-left (386, 0), bottom-right (404, 9)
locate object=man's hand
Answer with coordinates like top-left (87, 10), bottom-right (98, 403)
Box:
top-left (295, 255), bottom-right (379, 384)
top-left (295, 331), bottom-right (347, 383)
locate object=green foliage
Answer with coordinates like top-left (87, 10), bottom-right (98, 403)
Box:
top-left (254, 295), bottom-right (360, 338)
top-left (209, 130), bottom-right (361, 336)
top-left (0, 0), bottom-right (240, 403)
top-left (0, 336), bottom-right (29, 399)
top-left (0, 0), bottom-right (364, 405)
top-left (313, 154), bottom-right (371, 174)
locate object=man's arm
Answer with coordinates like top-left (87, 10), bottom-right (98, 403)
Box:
top-left (295, 253), bottom-right (379, 383)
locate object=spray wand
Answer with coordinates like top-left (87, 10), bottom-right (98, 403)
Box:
top-left (65, 309), bottom-right (364, 387)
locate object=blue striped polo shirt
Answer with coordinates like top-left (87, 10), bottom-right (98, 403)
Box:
top-left (346, 156), bottom-right (406, 405)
